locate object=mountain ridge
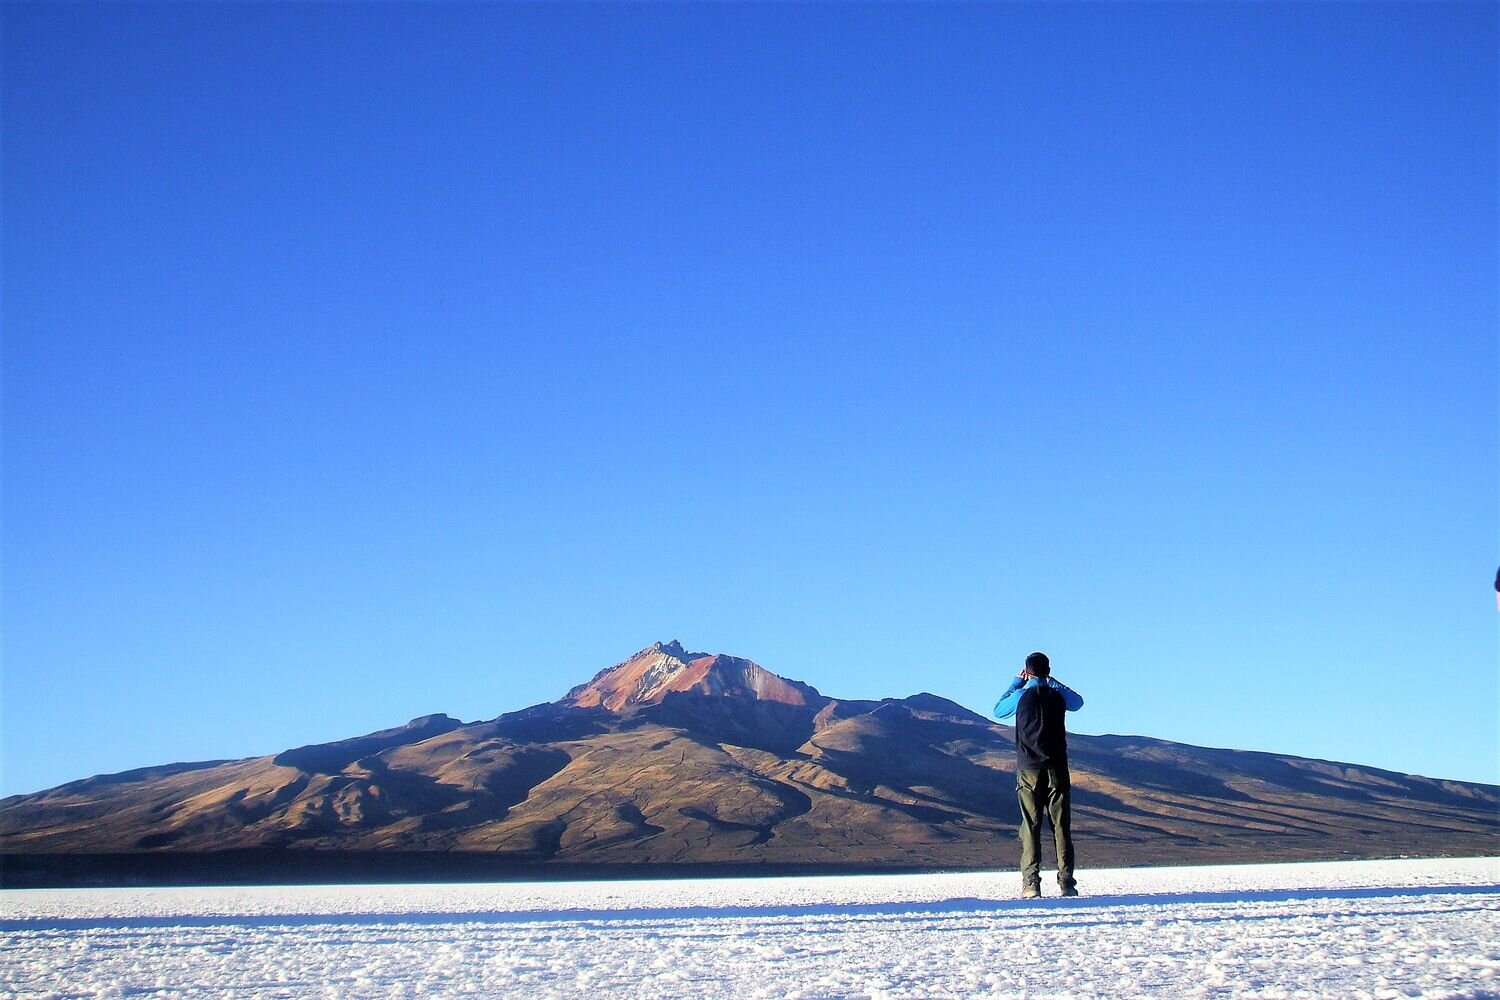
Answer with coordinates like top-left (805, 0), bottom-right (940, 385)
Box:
top-left (3, 642), bottom-right (1495, 885)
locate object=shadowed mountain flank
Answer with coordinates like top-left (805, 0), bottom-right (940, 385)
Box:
top-left (3, 642), bottom-right (1496, 883)
top-left (273, 714), bottom-right (464, 774)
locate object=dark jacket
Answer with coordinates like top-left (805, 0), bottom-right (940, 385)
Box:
top-left (994, 677), bottom-right (1084, 771)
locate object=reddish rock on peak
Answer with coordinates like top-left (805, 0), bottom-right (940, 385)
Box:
top-left (561, 640), bottom-right (825, 711)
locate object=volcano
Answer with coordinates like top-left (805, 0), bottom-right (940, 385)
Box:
top-left (2, 642), bottom-right (1495, 886)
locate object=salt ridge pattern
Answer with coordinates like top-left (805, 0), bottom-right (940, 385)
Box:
top-left (3, 858), bottom-right (1497, 998)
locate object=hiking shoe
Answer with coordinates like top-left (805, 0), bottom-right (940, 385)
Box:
top-left (1021, 883), bottom-right (1041, 899)
top-left (1057, 876), bottom-right (1079, 898)
top-left (1059, 884), bottom-right (1079, 898)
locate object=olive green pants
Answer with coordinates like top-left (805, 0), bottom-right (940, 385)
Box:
top-left (1017, 766), bottom-right (1075, 888)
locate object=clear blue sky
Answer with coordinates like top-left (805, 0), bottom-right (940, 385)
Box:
top-left (3, 2), bottom-right (1496, 798)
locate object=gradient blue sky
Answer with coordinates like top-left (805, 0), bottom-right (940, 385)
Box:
top-left (3, 2), bottom-right (1496, 798)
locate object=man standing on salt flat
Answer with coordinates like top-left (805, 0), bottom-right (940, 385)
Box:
top-left (994, 651), bottom-right (1084, 899)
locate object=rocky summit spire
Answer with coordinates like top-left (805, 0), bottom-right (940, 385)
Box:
top-left (559, 641), bottom-right (824, 712)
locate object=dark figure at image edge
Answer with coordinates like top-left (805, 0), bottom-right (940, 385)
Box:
top-left (994, 651), bottom-right (1084, 899)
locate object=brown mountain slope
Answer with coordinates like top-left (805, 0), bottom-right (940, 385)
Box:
top-left (2, 642), bottom-right (1495, 880)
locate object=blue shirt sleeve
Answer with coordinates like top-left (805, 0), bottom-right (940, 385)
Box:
top-left (1044, 678), bottom-right (1084, 711)
top-left (993, 677), bottom-right (1028, 720)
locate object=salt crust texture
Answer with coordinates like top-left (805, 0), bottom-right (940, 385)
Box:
top-left (2, 857), bottom-right (1497, 999)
